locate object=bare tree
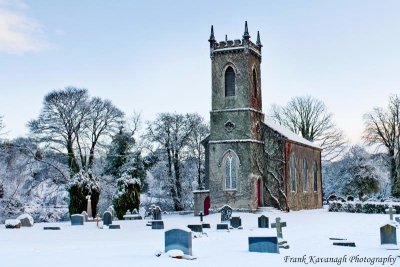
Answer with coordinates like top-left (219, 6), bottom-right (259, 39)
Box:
top-left (28, 87), bottom-right (124, 174)
top-left (270, 95), bottom-right (346, 161)
top-left (146, 113), bottom-right (200, 211)
top-left (363, 94), bottom-right (400, 197)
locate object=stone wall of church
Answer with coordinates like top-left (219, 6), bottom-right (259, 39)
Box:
top-left (207, 141), bottom-right (261, 211)
top-left (285, 142), bottom-right (323, 211)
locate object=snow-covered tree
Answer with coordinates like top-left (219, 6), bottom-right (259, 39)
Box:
top-left (68, 170), bottom-right (100, 216)
top-left (112, 173), bottom-right (141, 219)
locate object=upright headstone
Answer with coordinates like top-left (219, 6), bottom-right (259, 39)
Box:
top-left (220, 205), bottom-right (232, 222)
top-left (258, 215), bottom-right (269, 228)
top-left (86, 195), bottom-right (92, 219)
top-left (152, 220), bottom-right (164, 230)
top-left (132, 209), bottom-right (138, 214)
top-left (81, 211), bottom-right (89, 222)
top-left (139, 207), bottom-right (146, 219)
top-left (70, 214), bottom-right (84, 226)
top-left (230, 216), bottom-right (242, 228)
top-left (249, 236), bottom-right (279, 253)
top-left (187, 224), bottom-right (203, 233)
top-left (103, 211), bottom-right (112, 226)
top-left (165, 229), bottom-right (193, 256)
top-left (17, 214), bottom-right (34, 227)
top-left (153, 206), bottom-right (162, 220)
top-left (385, 206), bottom-right (396, 221)
top-left (395, 217), bottom-right (400, 223)
top-left (380, 224), bottom-right (397, 245)
top-left (271, 217), bottom-right (287, 239)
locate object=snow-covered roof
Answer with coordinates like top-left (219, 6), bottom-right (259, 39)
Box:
top-left (264, 119), bottom-right (321, 149)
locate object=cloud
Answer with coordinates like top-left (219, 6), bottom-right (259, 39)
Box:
top-left (0, 0), bottom-right (50, 54)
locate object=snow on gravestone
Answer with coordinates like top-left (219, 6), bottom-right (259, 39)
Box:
top-left (17, 214), bottom-right (34, 227)
top-left (219, 205), bottom-right (232, 222)
top-left (165, 228), bottom-right (192, 256)
top-left (5, 219), bottom-right (21, 229)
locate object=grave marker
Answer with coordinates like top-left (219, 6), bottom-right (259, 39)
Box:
top-left (230, 216), bottom-right (242, 228)
top-left (70, 214), bottom-right (84, 226)
top-left (220, 205), bottom-right (232, 222)
top-left (258, 215), bottom-right (269, 228)
top-left (152, 220), bottom-right (164, 230)
top-left (385, 206), bottom-right (396, 221)
top-left (217, 223), bottom-right (229, 230)
top-left (165, 229), bottom-right (192, 256)
top-left (380, 223), bottom-right (397, 245)
top-left (249, 236), bottom-right (279, 253)
top-left (187, 224), bottom-right (203, 233)
top-left (103, 211), bottom-right (113, 226)
top-left (271, 217), bottom-right (287, 239)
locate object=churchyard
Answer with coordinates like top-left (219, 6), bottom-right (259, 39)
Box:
top-left (1, 208), bottom-right (399, 267)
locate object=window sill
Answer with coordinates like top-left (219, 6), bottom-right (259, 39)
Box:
top-left (224, 189), bottom-right (237, 192)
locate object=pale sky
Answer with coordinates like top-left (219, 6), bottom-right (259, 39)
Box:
top-left (1, 0), bottom-right (400, 144)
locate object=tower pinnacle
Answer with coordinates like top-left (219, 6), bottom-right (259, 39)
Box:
top-left (208, 25), bottom-right (216, 48)
top-left (256, 31), bottom-right (262, 48)
top-left (243, 21), bottom-right (250, 41)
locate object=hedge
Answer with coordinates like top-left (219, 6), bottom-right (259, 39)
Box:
top-left (329, 201), bottom-right (400, 214)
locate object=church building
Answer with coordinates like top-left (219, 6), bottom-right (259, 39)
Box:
top-left (194, 22), bottom-right (323, 214)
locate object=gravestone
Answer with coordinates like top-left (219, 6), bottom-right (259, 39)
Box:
top-left (17, 214), bottom-right (34, 227)
top-left (152, 206), bottom-right (162, 220)
top-left (43, 226), bottom-right (61, 230)
top-left (5, 219), bottom-right (21, 229)
top-left (217, 223), bottom-right (229, 230)
top-left (199, 212), bottom-right (204, 222)
top-left (333, 241), bottom-right (356, 247)
top-left (202, 223), bottom-right (211, 229)
top-left (249, 236), bottom-right (279, 253)
top-left (103, 211), bottom-right (112, 226)
top-left (395, 217), bottom-right (400, 223)
top-left (81, 211), bottom-right (89, 222)
top-left (230, 216), bottom-right (242, 228)
top-left (70, 214), bottom-right (84, 226)
top-left (109, 224), bottom-right (121, 229)
top-left (271, 217), bottom-right (287, 239)
top-left (385, 206), bottom-right (396, 221)
top-left (152, 220), bottom-right (164, 230)
top-left (258, 215), bottom-right (269, 228)
top-left (132, 209), bottom-right (138, 214)
top-left (380, 224), bottom-right (397, 245)
top-left (220, 205), bottom-right (232, 222)
top-left (165, 229), bottom-right (192, 256)
top-left (187, 224), bottom-right (203, 233)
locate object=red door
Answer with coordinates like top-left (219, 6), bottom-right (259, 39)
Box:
top-left (204, 196), bottom-right (210, 215)
top-left (257, 178), bottom-right (261, 207)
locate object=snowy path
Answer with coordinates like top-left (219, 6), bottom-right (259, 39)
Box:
top-left (0, 209), bottom-right (399, 267)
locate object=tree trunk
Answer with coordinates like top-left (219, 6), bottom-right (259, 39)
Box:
top-left (67, 136), bottom-right (79, 175)
top-left (390, 149), bottom-right (400, 197)
top-left (172, 150), bottom-right (183, 211)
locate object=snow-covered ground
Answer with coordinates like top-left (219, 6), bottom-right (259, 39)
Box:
top-left (0, 208), bottom-right (399, 267)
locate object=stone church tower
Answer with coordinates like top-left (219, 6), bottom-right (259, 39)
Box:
top-left (204, 22), bottom-right (264, 211)
top-left (194, 22), bottom-right (323, 215)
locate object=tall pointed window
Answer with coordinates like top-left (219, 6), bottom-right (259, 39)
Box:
top-left (253, 69), bottom-right (257, 97)
top-left (303, 159), bottom-right (308, 192)
top-left (223, 150), bottom-right (238, 189)
top-left (225, 66), bottom-right (235, 97)
top-left (290, 154), bottom-right (297, 192)
top-left (313, 161), bottom-right (318, 192)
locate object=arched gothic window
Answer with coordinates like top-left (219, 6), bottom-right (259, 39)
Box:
top-left (223, 150), bottom-right (238, 189)
top-left (225, 66), bottom-right (235, 97)
top-left (313, 161), bottom-right (318, 192)
top-left (290, 154), bottom-right (297, 192)
top-left (253, 69), bottom-right (257, 97)
top-left (303, 159), bottom-right (308, 192)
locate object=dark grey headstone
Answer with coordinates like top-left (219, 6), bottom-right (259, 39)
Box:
top-left (109, 224), bottom-right (121, 229)
top-left (103, 211), bottom-right (112, 226)
top-left (217, 223), bottom-right (229, 230)
top-left (152, 220), bottom-right (164, 230)
top-left (70, 214), bottom-right (84, 226)
top-left (333, 242), bottom-right (356, 247)
top-left (202, 223), bottom-right (211, 229)
top-left (187, 224), bottom-right (203, 233)
top-left (17, 214), bottom-right (34, 227)
top-left (230, 216), bottom-right (241, 228)
top-left (380, 224), bottom-right (397, 245)
top-left (152, 207), bottom-right (162, 220)
top-left (249, 236), bottom-right (279, 253)
top-left (395, 217), bottom-right (400, 223)
top-left (165, 229), bottom-right (192, 256)
top-left (258, 215), bottom-right (269, 228)
top-left (44, 227), bottom-right (61, 230)
top-left (220, 205), bottom-right (232, 222)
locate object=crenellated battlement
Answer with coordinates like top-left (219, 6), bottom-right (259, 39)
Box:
top-left (208, 21), bottom-right (262, 60)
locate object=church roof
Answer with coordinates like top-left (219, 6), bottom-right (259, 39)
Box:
top-left (263, 119), bottom-right (321, 150)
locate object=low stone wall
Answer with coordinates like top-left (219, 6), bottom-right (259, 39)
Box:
top-left (328, 201), bottom-right (400, 214)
